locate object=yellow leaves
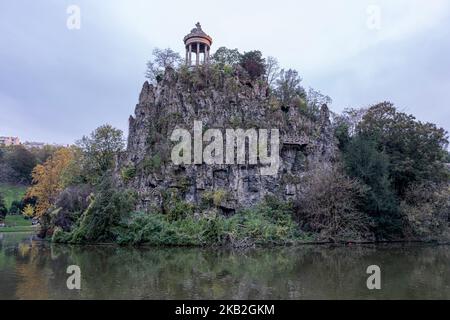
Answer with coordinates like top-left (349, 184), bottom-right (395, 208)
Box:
top-left (22, 204), bottom-right (35, 218)
top-left (26, 148), bottom-right (74, 218)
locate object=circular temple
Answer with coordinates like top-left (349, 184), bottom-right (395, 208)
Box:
top-left (183, 22), bottom-right (213, 66)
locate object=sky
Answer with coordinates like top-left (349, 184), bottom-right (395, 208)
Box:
top-left (1, 0), bottom-right (449, 145)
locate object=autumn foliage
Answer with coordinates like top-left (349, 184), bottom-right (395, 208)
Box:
top-left (26, 148), bottom-right (74, 217)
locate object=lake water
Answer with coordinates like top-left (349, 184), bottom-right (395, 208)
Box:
top-left (0, 232), bottom-right (449, 299)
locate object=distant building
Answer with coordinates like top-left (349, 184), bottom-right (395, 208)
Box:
top-left (23, 141), bottom-right (70, 150)
top-left (0, 136), bottom-right (20, 146)
top-left (23, 141), bottom-right (46, 149)
top-left (0, 137), bottom-right (68, 149)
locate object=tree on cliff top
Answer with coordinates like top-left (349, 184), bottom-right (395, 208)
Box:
top-left (275, 69), bottom-right (305, 105)
top-left (211, 47), bottom-right (241, 66)
top-left (240, 50), bottom-right (266, 79)
top-left (145, 48), bottom-right (182, 83)
top-left (265, 56), bottom-right (281, 87)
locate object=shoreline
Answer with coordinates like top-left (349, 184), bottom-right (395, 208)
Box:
top-left (3, 230), bottom-right (447, 247)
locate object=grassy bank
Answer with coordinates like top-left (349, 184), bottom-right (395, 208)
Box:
top-left (0, 226), bottom-right (36, 233)
top-left (0, 183), bottom-right (27, 209)
top-left (0, 215), bottom-right (36, 233)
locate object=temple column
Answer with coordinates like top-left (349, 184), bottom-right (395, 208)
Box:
top-left (196, 42), bottom-right (200, 65)
top-left (185, 47), bottom-right (189, 65)
top-left (188, 44), bottom-right (192, 66)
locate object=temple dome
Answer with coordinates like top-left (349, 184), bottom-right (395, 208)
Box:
top-left (183, 22), bottom-right (213, 47)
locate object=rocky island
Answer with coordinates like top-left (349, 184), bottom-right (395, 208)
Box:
top-left (16, 23), bottom-right (448, 246)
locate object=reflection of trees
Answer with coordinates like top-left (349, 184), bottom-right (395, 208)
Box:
top-left (48, 244), bottom-right (450, 299)
top-left (14, 238), bottom-right (50, 299)
top-left (0, 243), bottom-right (17, 299)
top-left (0, 233), bottom-right (48, 299)
top-left (49, 245), bottom-right (300, 299)
top-left (1, 233), bottom-right (449, 299)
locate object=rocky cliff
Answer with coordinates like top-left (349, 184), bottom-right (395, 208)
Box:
top-left (118, 66), bottom-right (336, 214)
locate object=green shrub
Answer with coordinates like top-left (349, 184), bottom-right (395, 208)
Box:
top-left (114, 212), bottom-right (216, 246)
top-left (48, 181), bottom-right (302, 246)
top-left (161, 190), bottom-right (195, 221)
top-left (202, 189), bottom-right (229, 207)
top-left (223, 64), bottom-right (233, 76)
top-left (400, 183), bottom-right (450, 239)
top-left (68, 179), bottom-right (137, 243)
top-left (293, 95), bottom-right (307, 113)
top-left (9, 200), bottom-right (22, 214)
top-left (114, 196), bottom-right (302, 247)
top-left (52, 226), bottom-right (72, 243)
top-left (121, 165), bottom-right (136, 182)
top-left (143, 154), bottom-right (162, 173)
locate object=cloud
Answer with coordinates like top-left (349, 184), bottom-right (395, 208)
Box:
top-left (0, 0), bottom-right (449, 144)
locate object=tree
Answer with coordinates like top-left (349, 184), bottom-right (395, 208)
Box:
top-left (22, 204), bottom-right (34, 218)
top-left (9, 200), bottom-right (22, 214)
top-left (240, 51), bottom-right (266, 79)
top-left (211, 47), bottom-right (241, 66)
top-left (358, 102), bottom-right (449, 196)
top-left (60, 146), bottom-right (85, 186)
top-left (69, 178), bottom-right (136, 243)
top-left (49, 184), bottom-right (93, 232)
top-left (274, 69), bottom-right (306, 106)
top-left (76, 124), bottom-right (125, 182)
top-left (265, 56), bottom-right (280, 87)
top-left (0, 194), bottom-right (7, 218)
top-left (343, 134), bottom-right (401, 238)
top-left (445, 150), bottom-right (450, 163)
top-left (306, 88), bottom-right (332, 109)
top-left (333, 108), bottom-right (368, 149)
top-left (26, 148), bottom-right (74, 217)
top-left (295, 165), bottom-right (372, 241)
top-left (145, 48), bottom-right (182, 83)
top-left (305, 88), bottom-right (332, 119)
top-left (8, 197), bottom-right (35, 215)
top-left (400, 183), bottom-right (450, 239)
top-left (337, 103), bottom-right (450, 239)
top-left (30, 145), bottom-right (59, 164)
top-left (3, 146), bottom-right (37, 184)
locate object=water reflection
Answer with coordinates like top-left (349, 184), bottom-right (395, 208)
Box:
top-left (0, 232), bottom-right (449, 299)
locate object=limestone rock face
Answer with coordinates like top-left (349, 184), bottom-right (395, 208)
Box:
top-left (118, 67), bottom-right (337, 214)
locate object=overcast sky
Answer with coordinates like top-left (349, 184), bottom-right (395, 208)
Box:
top-left (1, 0), bottom-right (449, 144)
